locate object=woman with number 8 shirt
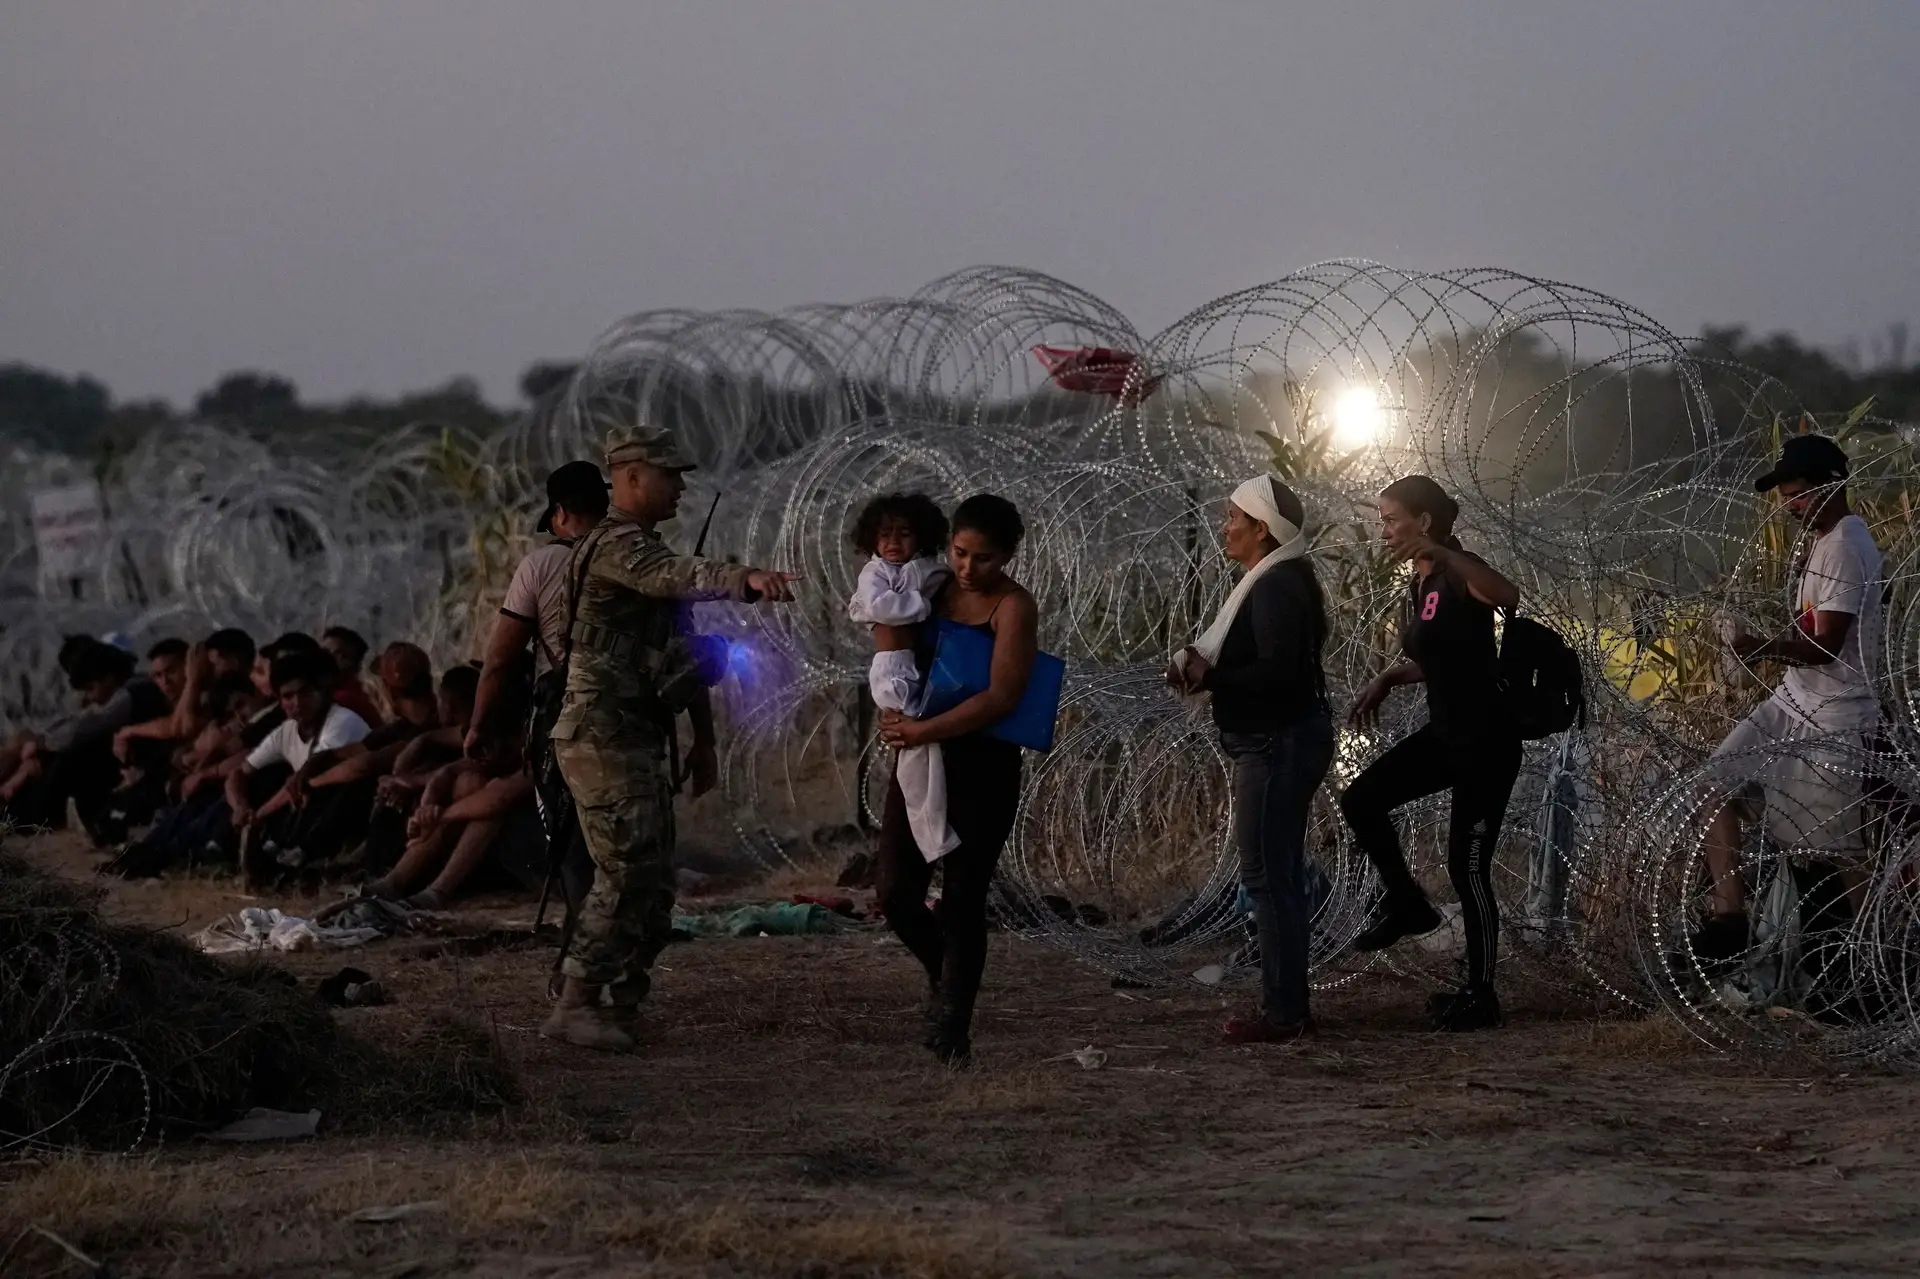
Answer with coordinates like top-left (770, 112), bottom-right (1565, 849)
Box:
top-left (1341, 475), bottom-right (1523, 1031)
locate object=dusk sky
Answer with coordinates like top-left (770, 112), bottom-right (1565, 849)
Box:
top-left (4, 1), bottom-right (1916, 406)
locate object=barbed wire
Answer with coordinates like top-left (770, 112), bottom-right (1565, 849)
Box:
top-left (7, 260), bottom-right (1920, 1103)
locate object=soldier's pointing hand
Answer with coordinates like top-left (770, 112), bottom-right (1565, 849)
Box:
top-left (745, 570), bottom-right (802, 603)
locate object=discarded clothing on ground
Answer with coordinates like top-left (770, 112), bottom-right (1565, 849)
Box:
top-left (194, 905), bottom-right (395, 954)
top-left (671, 901), bottom-right (860, 939)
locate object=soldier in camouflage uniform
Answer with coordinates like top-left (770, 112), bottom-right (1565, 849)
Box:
top-left (542, 423), bottom-right (796, 1052)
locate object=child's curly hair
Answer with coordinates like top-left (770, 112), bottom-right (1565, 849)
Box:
top-left (849, 492), bottom-right (950, 558)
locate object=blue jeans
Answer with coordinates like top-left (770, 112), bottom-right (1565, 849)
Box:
top-left (1223, 715), bottom-right (1336, 1024)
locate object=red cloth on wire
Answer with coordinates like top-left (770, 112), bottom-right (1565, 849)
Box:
top-left (1032, 345), bottom-right (1161, 402)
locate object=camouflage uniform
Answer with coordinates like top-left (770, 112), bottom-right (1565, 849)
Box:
top-left (552, 426), bottom-right (752, 992)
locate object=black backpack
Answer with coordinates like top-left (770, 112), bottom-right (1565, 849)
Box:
top-left (1498, 613), bottom-right (1584, 740)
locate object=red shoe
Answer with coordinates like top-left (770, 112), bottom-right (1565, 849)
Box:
top-left (1222, 1012), bottom-right (1317, 1045)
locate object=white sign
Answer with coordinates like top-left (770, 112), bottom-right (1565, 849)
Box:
top-left (30, 480), bottom-right (106, 589)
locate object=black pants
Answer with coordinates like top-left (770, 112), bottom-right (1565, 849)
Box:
top-left (272, 778), bottom-right (378, 864)
top-left (875, 735), bottom-right (1022, 1035)
top-left (1339, 724), bottom-right (1522, 987)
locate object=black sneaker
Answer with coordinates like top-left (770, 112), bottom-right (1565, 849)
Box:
top-left (1351, 900), bottom-right (1444, 953)
top-left (1432, 984), bottom-right (1502, 1031)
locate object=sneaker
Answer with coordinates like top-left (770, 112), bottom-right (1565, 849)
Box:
top-left (1222, 1012), bottom-right (1317, 1045)
top-left (1432, 984), bottom-right (1502, 1031)
top-left (1351, 900), bottom-right (1445, 953)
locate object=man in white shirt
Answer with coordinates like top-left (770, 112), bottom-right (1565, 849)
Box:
top-left (226, 651), bottom-right (371, 840)
top-left (1692, 434), bottom-right (1884, 965)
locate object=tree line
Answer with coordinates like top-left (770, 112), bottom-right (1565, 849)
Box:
top-left (0, 361), bottom-right (579, 461)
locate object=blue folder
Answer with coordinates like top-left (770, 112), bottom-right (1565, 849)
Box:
top-left (921, 618), bottom-right (1065, 753)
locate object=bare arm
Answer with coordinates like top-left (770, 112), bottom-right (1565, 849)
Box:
top-left (1349, 660), bottom-right (1424, 727)
top-left (119, 715), bottom-right (181, 744)
top-left (1739, 610), bottom-right (1854, 668)
top-left (469, 612), bottom-right (534, 744)
top-left (311, 737), bottom-right (410, 788)
top-left (1426, 546), bottom-right (1519, 611)
top-left (170, 643), bottom-right (209, 737)
top-left (224, 764), bottom-right (256, 826)
top-left (394, 727), bottom-right (463, 785)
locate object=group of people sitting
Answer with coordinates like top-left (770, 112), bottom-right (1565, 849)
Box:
top-left (0, 620), bottom-right (544, 907)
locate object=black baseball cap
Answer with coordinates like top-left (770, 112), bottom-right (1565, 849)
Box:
top-left (1755, 434), bottom-right (1849, 493)
top-left (537, 461), bottom-right (610, 533)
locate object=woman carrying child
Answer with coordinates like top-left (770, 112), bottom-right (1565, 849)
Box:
top-left (867, 494), bottom-right (1038, 1065)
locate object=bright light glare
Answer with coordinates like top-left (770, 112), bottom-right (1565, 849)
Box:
top-left (1332, 386), bottom-right (1385, 447)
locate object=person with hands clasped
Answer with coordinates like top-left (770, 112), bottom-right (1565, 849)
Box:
top-left (1340, 475), bottom-right (1522, 1032)
top-left (1167, 474), bottom-right (1334, 1046)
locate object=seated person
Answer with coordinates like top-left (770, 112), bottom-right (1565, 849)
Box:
top-left (113, 629), bottom-right (256, 765)
top-left (321, 625), bottom-right (384, 726)
top-left (104, 638), bottom-right (192, 828)
top-left (228, 651), bottom-right (371, 887)
top-left (1, 638), bottom-right (169, 842)
top-left (366, 642), bottom-right (440, 743)
top-left (107, 675), bottom-right (272, 878)
top-left (322, 626), bottom-right (385, 718)
top-left (267, 645), bottom-right (449, 868)
top-left (361, 668), bottom-right (535, 909)
top-left (349, 665), bottom-right (481, 880)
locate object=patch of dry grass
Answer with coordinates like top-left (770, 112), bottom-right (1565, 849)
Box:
top-left (600, 1201), bottom-right (1004, 1279)
top-left (1581, 1014), bottom-right (1704, 1060)
top-left (2, 1153), bottom-right (1002, 1279)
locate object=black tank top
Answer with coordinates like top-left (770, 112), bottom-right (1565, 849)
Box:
top-left (1400, 552), bottom-right (1506, 745)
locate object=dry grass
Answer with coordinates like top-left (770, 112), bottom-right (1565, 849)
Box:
top-left (11, 831), bottom-right (1920, 1277)
top-left (1580, 1014), bottom-right (1710, 1061)
top-left (600, 1202), bottom-right (1004, 1278)
top-left (1, 1154), bottom-right (1002, 1279)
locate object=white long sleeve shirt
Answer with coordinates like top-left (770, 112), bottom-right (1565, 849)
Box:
top-left (847, 555), bottom-right (949, 627)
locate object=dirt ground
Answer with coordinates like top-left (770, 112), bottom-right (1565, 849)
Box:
top-left (7, 833), bottom-right (1920, 1278)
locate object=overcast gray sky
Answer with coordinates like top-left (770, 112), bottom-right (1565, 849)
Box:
top-left (3, 1), bottom-right (1916, 406)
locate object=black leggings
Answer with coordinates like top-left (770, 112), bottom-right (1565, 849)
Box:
top-left (875, 735), bottom-right (1022, 1034)
top-left (1339, 724), bottom-right (1522, 987)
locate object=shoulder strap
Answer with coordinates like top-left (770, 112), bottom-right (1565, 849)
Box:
top-left (560, 524), bottom-right (616, 670)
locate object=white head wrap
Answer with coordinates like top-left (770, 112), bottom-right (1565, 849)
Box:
top-left (1176, 475), bottom-right (1310, 684)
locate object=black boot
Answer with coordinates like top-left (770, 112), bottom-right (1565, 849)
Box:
top-left (924, 997), bottom-right (972, 1065)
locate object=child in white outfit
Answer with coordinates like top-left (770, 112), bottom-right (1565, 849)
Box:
top-left (847, 493), bottom-right (960, 860)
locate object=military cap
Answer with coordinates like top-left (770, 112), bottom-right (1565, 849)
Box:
top-left (604, 423), bottom-right (696, 471)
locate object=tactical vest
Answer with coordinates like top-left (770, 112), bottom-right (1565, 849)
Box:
top-left (559, 521), bottom-right (704, 724)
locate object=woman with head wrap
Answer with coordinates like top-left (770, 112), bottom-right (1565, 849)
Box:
top-left (1341, 475), bottom-right (1522, 1032)
top-left (1168, 474), bottom-right (1333, 1044)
